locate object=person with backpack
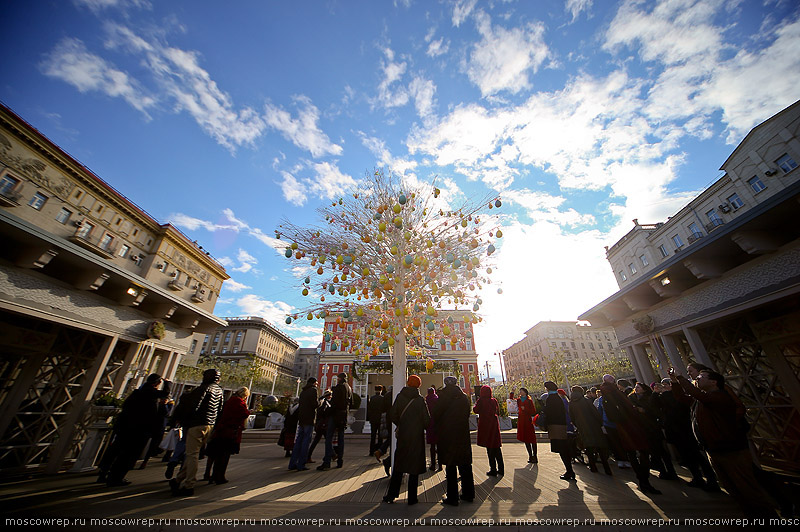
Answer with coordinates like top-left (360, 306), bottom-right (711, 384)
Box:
top-left (169, 368), bottom-right (223, 496)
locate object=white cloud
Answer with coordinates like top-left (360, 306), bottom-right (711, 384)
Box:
top-left (236, 295), bottom-right (294, 327)
top-left (263, 96), bottom-right (343, 157)
top-left (505, 189), bottom-right (595, 227)
top-left (359, 133), bottom-right (419, 176)
top-left (232, 248), bottom-right (258, 273)
top-left (168, 209), bottom-right (285, 254)
top-left (452, 0), bottom-right (478, 27)
top-left (277, 162), bottom-right (357, 207)
top-left (39, 38), bottom-right (156, 116)
top-left (99, 23), bottom-right (265, 151)
top-left (565, 0), bottom-right (593, 22)
top-left (475, 220), bottom-right (618, 361)
top-left (466, 11), bottom-right (550, 97)
top-left (604, 0), bottom-right (800, 143)
top-left (373, 47), bottom-right (438, 120)
top-left (223, 279), bottom-right (252, 292)
top-left (426, 37), bottom-right (450, 57)
top-left (72, 0), bottom-right (150, 12)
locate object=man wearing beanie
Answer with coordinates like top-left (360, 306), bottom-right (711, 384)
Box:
top-left (319, 372), bottom-right (352, 470)
top-left (382, 375), bottom-right (429, 505)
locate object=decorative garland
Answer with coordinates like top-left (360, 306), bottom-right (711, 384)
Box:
top-left (353, 359), bottom-right (461, 377)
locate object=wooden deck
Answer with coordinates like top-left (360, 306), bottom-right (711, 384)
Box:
top-left (0, 438), bottom-right (748, 529)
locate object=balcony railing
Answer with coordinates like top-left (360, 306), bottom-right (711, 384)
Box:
top-left (0, 187), bottom-right (22, 207)
top-left (705, 218), bottom-right (725, 233)
top-left (68, 228), bottom-right (118, 259)
top-left (687, 232), bottom-right (704, 244)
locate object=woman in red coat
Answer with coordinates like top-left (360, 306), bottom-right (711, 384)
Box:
top-left (516, 387), bottom-right (538, 464)
top-left (473, 385), bottom-right (503, 476)
top-left (208, 387), bottom-right (250, 484)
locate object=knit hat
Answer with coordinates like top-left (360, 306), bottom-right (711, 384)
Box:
top-left (407, 374), bottom-right (422, 388)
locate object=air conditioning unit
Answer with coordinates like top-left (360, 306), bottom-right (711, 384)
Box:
top-left (719, 203), bottom-right (732, 213)
top-left (764, 168), bottom-right (777, 176)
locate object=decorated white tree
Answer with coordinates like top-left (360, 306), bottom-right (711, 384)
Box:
top-left (276, 170), bottom-right (503, 399)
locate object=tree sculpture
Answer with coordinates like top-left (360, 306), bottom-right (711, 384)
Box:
top-left (276, 170), bottom-right (502, 398)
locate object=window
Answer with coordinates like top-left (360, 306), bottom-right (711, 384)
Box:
top-left (0, 174), bottom-right (20, 195)
top-left (326, 323), bottom-right (334, 331)
top-left (468, 364), bottom-right (474, 371)
top-left (589, 342), bottom-right (595, 350)
top-left (706, 208), bottom-right (722, 225)
top-left (658, 244), bottom-right (669, 258)
top-left (776, 153), bottom-right (797, 174)
top-left (235, 331), bottom-right (243, 343)
top-left (629, 263), bottom-right (637, 275)
top-left (619, 271), bottom-right (627, 282)
top-left (28, 192), bottom-right (47, 210)
top-left (118, 244), bottom-right (130, 258)
top-left (224, 332), bottom-right (232, 343)
top-left (76, 221), bottom-right (93, 239)
top-left (56, 208), bottom-right (72, 224)
top-left (466, 340), bottom-right (473, 350)
top-left (688, 222), bottom-right (702, 238)
top-left (232, 346), bottom-right (239, 353)
top-left (748, 176), bottom-right (766, 194)
top-left (213, 333), bottom-right (220, 342)
top-left (99, 233), bottom-right (114, 251)
top-left (332, 365), bottom-right (339, 373)
top-left (672, 234), bottom-right (684, 249)
top-left (640, 254), bottom-right (649, 267)
top-left (608, 342), bottom-right (613, 349)
top-left (727, 193), bottom-right (744, 210)
top-left (221, 346), bottom-right (228, 354)
top-left (190, 339), bottom-right (197, 354)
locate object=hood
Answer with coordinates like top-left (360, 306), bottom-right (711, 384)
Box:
top-left (479, 385), bottom-right (492, 399)
top-left (399, 386), bottom-right (421, 400)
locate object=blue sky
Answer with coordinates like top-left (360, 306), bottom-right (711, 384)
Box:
top-left (2, 0), bottom-right (799, 378)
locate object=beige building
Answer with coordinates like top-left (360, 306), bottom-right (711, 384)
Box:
top-left (580, 100), bottom-right (800, 475)
top-left (0, 104), bottom-right (228, 475)
top-left (502, 321), bottom-right (622, 383)
top-left (198, 316), bottom-right (299, 385)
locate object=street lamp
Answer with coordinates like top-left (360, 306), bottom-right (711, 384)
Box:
top-left (270, 368), bottom-right (279, 395)
top-left (322, 364), bottom-right (329, 389)
top-left (295, 377), bottom-right (302, 397)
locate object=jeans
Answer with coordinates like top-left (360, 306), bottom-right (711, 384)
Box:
top-left (323, 415), bottom-right (345, 466)
top-left (289, 424), bottom-right (314, 470)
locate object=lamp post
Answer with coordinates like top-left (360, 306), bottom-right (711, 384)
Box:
top-left (322, 364), bottom-right (329, 390)
top-left (295, 377), bottom-right (302, 397)
top-left (270, 368), bottom-right (278, 395)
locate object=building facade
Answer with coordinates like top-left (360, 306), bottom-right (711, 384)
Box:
top-left (0, 104), bottom-right (229, 475)
top-left (198, 316), bottom-right (299, 385)
top-left (293, 347), bottom-right (320, 383)
top-left (316, 310), bottom-right (480, 403)
top-left (502, 321), bottom-right (623, 383)
top-left (580, 100), bottom-right (800, 474)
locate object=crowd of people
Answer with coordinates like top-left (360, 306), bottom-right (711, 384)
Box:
top-left (93, 364), bottom-right (784, 517)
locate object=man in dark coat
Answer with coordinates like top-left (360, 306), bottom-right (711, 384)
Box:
top-left (569, 386), bottom-right (611, 475)
top-left (382, 375), bottom-right (429, 505)
top-left (289, 377), bottom-right (318, 471)
top-left (306, 390), bottom-right (331, 463)
top-left (367, 385), bottom-right (384, 455)
top-left (435, 376), bottom-right (474, 506)
top-left (671, 368), bottom-right (777, 518)
top-left (543, 381), bottom-right (574, 481)
top-left (660, 378), bottom-right (719, 490)
top-left (599, 374), bottom-right (660, 495)
top-left (318, 373), bottom-right (352, 470)
top-left (103, 373), bottom-right (170, 487)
